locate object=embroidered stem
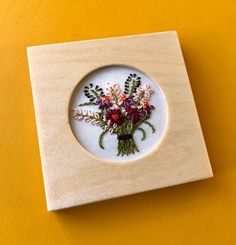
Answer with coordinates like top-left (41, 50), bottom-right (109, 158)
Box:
top-left (136, 127), bottom-right (146, 141)
top-left (98, 130), bottom-right (107, 149)
top-left (106, 84), bottom-right (123, 110)
top-left (112, 91), bottom-right (122, 110)
top-left (134, 91), bottom-right (144, 105)
top-left (117, 137), bottom-right (139, 156)
top-left (78, 102), bottom-right (96, 106)
top-left (91, 89), bottom-right (100, 98)
top-left (133, 116), bottom-right (150, 129)
top-left (144, 121), bottom-right (156, 133)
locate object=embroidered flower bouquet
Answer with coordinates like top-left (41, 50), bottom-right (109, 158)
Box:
top-left (73, 74), bottom-right (156, 156)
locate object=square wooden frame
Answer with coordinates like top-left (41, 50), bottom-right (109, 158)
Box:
top-left (27, 31), bottom-right (213, 211)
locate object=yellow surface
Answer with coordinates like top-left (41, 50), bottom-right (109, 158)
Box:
top-left (0, 0), bottom-right (235, 244)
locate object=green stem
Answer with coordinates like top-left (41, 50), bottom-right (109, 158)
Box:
top-left (135, 91), bottom-right (144, 105)
top-left (133, 116), bottom-right (149, 130)
top-left (144, 121), bottom-right (156, 133)
top-left (91, 89), bottom-right (100, 98)
top-left (111, 91), bottom-right (122, 111)
top-left (129, 79), bottom-right (135, 96)
top-left (78, 101), bottom-right (96, 106)
top-left (98, 130), bottom-right (107, 149)
top-left (116, 137), bottom-right (139, 156)
top-left (136, 127), bottom-right (146, 141)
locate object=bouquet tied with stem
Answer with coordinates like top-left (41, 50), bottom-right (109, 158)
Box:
top-left (72, 74), bottom-right (156, 156)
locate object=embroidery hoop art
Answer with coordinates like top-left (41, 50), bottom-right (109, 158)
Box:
top-left (69, 65), bottom-right (169, 162)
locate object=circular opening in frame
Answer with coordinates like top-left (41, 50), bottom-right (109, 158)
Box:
top-left (69, 65), bottom-right (168, 162)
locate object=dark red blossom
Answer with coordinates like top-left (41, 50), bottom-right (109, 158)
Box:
top-left (126, 108), bottom-right (141, 124)
top-left (105, 109), bottom-right (124, 126)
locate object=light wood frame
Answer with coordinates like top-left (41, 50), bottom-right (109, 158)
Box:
top-left (27, 31), bottom-right (213, 211)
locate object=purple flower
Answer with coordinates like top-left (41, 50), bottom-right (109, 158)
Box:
top-left (139, 108), bottom-right (148, 118)
top-left (139, 104), bottom-right (155, 118)
top-left (96, 96), bottom-right (112, 109)
top-left (124, 96), bottom-right (135, 109)
top-left (124, 96), bottom-right (137, 116)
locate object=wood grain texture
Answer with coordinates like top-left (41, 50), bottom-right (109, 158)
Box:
top-left (27, 31), bottom-right (212, 211)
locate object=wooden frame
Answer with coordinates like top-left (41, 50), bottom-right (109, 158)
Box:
top-left (27, 31), bottom-right (213, 211)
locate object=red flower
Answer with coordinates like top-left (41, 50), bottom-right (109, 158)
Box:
top-left (105, 109), bottom-right (124, 126)
top-left (119, 94), bottom-right (128, 102)
top-left (103, 95), bottom-right (110, 102)
top-left (111, 114), bottom-right (120, 120)
top-left (126, 108), bottom-right (141, 124)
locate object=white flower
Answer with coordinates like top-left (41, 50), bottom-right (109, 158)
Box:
top-left (94, 113), bottom-right (100, 119)
top-left (133, 84), bottom-right (153, 101)
top-left (72, 108), bottom-right (82, 120)
top-left (104, 125), bottom-right (110, 130)
top-left (106, 83), bottom-right (120, 93)
top-left (72, 107), bottom-right (101, 126)
top-left (106, 83), bottom-right (123, 106)
top-left (139, 98), bottom-right (150, 109)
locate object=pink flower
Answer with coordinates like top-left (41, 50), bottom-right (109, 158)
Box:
top-left (133, 84), bottom-right (153, 101)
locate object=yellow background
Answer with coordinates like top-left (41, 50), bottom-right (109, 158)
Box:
top-left (0, 0), bottom-right (235, 244)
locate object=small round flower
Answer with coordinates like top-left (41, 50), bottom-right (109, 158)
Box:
top-left (140, 98), bottom-right (149, 109)
top-left (105, 109), bottom-right (124, 126)
top-left (133, 84), bottom-right (153, 102)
